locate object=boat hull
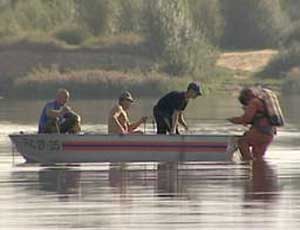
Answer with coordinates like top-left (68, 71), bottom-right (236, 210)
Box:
top-left (9, 133), bottom-right (238, 163)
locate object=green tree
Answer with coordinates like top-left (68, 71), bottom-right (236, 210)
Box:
top-left (5, 0), bottom-right (75, 32)
top-left (189, 0), bottom-right (224, 46)
top-left (221, 0), bottom-right (289, 49)
top-left (116, 0), bottom-right (143, 33)
top-left (280, 0), bottom-right (300, 21)
top-left (76, 0), bottom-right (117, 35)
top-left (144, 0), bottom-right (218, 76)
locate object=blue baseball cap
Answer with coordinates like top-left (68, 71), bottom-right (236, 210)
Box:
top-left (187, 82), bottom-right (202, 96)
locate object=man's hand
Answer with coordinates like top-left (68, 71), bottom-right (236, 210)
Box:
top-left (61, 105), bottom-right (71, 114)
top-left (120, 128), bottom-right (128, 135)
top-left (170, 126), bottom-right (177, 135)
top-left (227, 118), bottom-right (234, 123)
top-left (228, 117), bottom-right (248, 126)
top-left (183, 123), bottom-right (189, 131)
top-left (140, 116), bottom-right (148, 123)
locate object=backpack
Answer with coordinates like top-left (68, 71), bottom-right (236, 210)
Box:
top-left (255, 87), bottom-right (285, 127)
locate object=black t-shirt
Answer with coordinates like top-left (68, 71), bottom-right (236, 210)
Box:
top-left (155, 91), bottom-right (188, 116)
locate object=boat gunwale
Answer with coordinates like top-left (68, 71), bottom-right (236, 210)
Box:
top-left (8, 132), bottom-right (240, 138)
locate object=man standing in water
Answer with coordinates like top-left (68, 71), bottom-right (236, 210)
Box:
top-left (38, 88), bottom-right (81, 133)
top-left (153, 82), bottom-right (202, 134)
top-left (108, 91), bottom-right (147, 134)
top-left (228, 87), bottom-right (276, 160)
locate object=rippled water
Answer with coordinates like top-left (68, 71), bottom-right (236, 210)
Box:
top-left (1, 95), bottom-right (300, 229)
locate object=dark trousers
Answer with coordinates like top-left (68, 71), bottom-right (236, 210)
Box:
top-left (42, 112), bottom-right (81, 134)
top-left (153, 106), bottom-right (179, 134)
top-left (43, 118), bottom-right (60, 133)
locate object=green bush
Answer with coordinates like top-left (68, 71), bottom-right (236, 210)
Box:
top-left (0, 9), bottom-right (22, 39)
top-left (281, 62), bottom-right (300, 94)
top-left (280, 0), bottom-right (300, 21)
top-left (143, 0), bottom-right (218, 77)
top-left (13, 0), bottom-right (75, 32)
top-left (77, 0), bottom-right (117, 35)
top-left (282, 77), bottom-right (300, 94)
top-left (281, 20), bottom-right (300, 46)
top-left (257, 43), bottom-right (300, 78)
top-left (54, 25), bottom-right (89, 45)
top-left (0, 0), bottom-right (76, 41)
top-left (221, 0), bottom-right (289, 49)
top-left (116, 0), bottom-right (144, 33)
top-left (189, 0), bottom-right (224, 46)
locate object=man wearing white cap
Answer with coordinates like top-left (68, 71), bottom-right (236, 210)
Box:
top-left (108, 91), bottom-right (147, 134)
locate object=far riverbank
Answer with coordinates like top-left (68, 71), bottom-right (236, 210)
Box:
top-left (0, 41), bottom-right (279, 99)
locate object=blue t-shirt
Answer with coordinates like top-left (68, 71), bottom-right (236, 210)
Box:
top-left (38, 100), bottom-right (62, 133)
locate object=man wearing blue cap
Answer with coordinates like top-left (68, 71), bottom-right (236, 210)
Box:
top-left (153, 82), bottom-right (202, 134)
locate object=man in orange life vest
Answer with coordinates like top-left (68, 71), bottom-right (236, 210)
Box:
top-left (228, 88), bottom-right (276, 160)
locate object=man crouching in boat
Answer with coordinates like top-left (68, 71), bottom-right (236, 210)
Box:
top-left (108, 91), bottom-right (147, 134)
top-left (38, 88), bottom-right (81, 134)
top-left (153, 82), bottom-right (202, 135)
top-left (228, 88), bottom-right (275, 160)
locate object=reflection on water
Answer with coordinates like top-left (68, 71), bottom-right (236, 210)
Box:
top-left (1, 95), bottom-right (300, 229)
top-left (244, 160), bottom-right (279, 203)
top-left (107, 163), bottom-right (182, 198)
top-left (38, 168), bottom-right (81, 196)
top-left (157, 163), bottom-right (180, 197)
top-left (5, 161), bottom-right (286, 229)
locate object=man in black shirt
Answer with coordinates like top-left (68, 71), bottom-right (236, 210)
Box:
top-left (153, 82), bottom-right (202, 134)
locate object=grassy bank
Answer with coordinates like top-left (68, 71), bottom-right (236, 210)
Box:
top-left (12, 68), bottom-right (183, 99)
top-left (0, 39), bottom-right (280, 99)
top-left (10, 66), bottom-right (281, 100)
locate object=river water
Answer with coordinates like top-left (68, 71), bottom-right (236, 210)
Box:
top-left (0, 95), bottom-right (300, 229)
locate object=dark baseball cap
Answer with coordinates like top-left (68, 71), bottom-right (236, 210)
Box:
top-left (187, 82), bottom-right (202, 96)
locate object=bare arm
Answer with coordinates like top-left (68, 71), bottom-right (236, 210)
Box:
top-left (46, 105), bottom-right (70, 119)
top-left (128, 116), bottom-right (147, 132)
top-left (178, 112), bottom-right (188, 131)
top-left (228, 100), bottom-right (258, 126)
top-left (171, 111), bottom-right (180, 134)
top-left (46, 109), bottom-right (61, 118)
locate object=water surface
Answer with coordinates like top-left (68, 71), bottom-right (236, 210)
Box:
top-left (0, 95), bottom-right (300, 229)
